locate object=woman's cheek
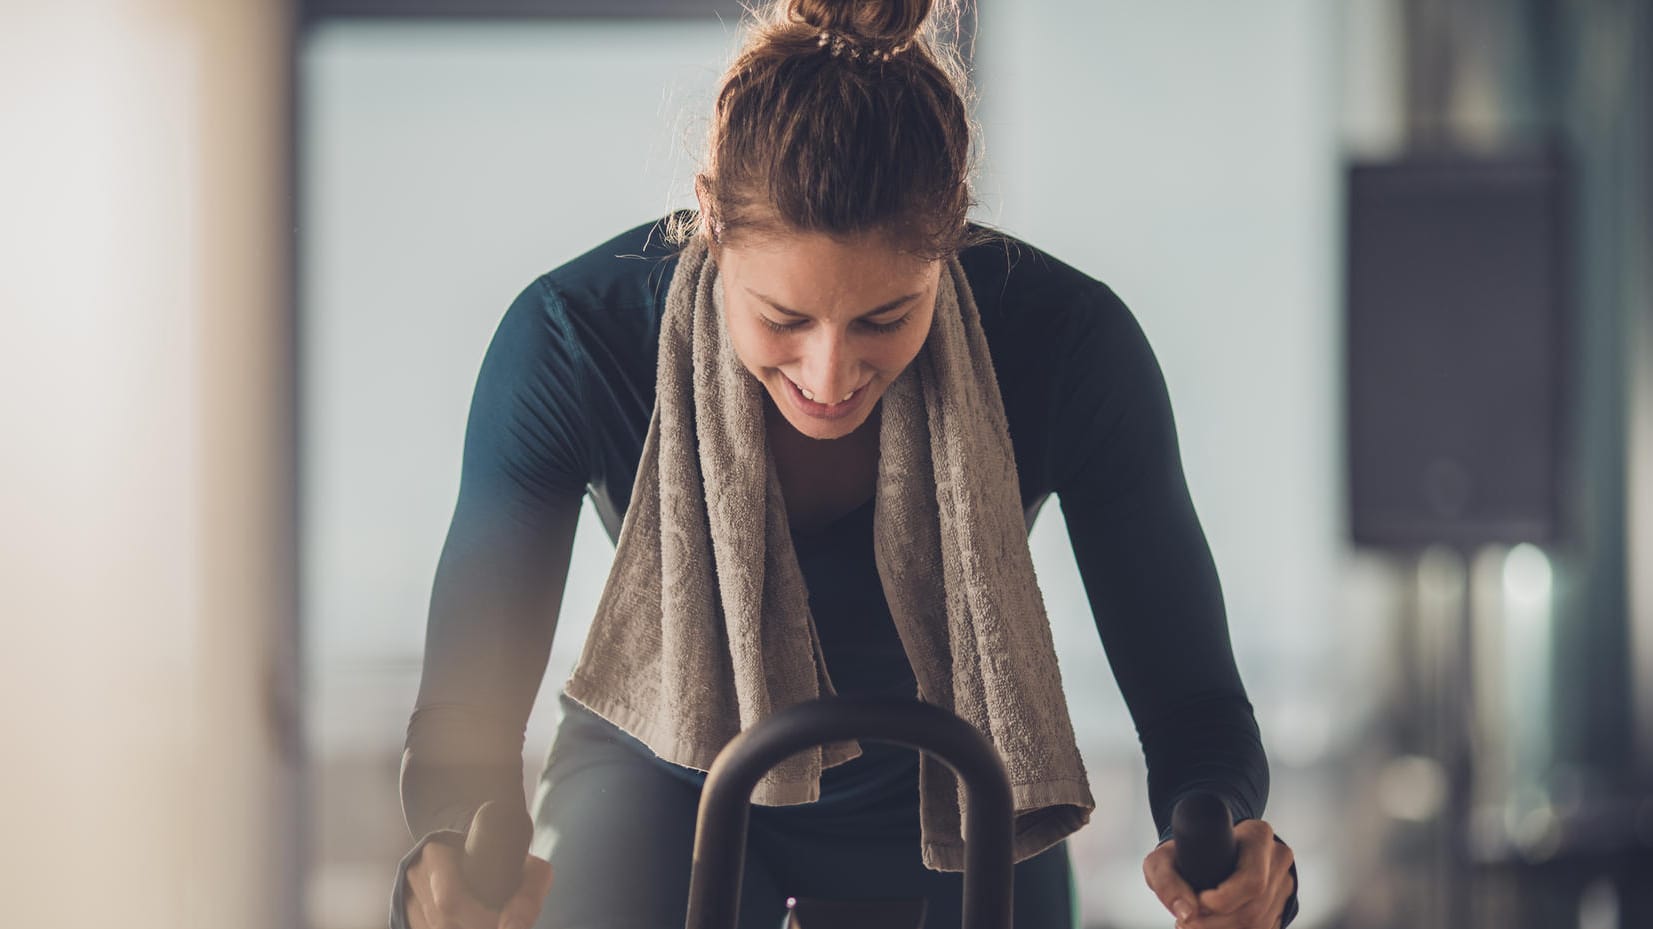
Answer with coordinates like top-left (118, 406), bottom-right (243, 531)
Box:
top-left (886, 317), bottom-right (933, 372)
top-left (728, 318), bottom-right (785, 375)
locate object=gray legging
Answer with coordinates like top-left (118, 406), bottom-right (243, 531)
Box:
top-left (528, 693), bottom-right (1076, 929)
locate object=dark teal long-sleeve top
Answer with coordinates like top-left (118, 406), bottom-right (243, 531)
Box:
top-left (397, 212), bottom-right (1294, 923)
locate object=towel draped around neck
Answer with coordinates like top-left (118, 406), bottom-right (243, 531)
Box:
top-left (563, 233), bottom-right (1094, 870)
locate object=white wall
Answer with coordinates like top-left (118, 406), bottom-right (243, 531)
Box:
top-left (0, 3), bottom-right (298, 928)
top-left (300, 19), bottom-right (735, 760)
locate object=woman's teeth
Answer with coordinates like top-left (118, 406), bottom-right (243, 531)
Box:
top-left (790, 377), bottom-right (856, 405)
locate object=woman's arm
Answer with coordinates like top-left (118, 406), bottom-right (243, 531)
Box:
top-left (1050, 285), bottom-right (1297, 926)
top-left (393, 277), bottom-right (593, 927)
top-left (400, 490), bottom-right (581, 836)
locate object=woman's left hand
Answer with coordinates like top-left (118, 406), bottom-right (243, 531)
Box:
top-left (1142, 818), bottom-right (1295, 929)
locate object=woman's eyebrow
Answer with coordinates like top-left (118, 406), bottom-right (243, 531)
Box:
top-left (747, 287), bottom-right (919, 319)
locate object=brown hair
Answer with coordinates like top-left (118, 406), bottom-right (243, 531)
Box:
top-left (666, 0), bottom-right (993, 261)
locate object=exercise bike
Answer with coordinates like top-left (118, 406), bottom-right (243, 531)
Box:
top-left (461, 697), bottom-right (1238, 929)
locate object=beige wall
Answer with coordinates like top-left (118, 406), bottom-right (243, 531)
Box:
top-left (0, 3), bottom-right (299, 927)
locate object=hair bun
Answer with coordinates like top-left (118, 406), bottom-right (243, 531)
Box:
top-left (787, 0), bottom-right (934, 47)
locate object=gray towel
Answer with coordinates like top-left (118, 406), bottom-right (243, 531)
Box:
top-left (563, 233), bottom-right (1094, 870)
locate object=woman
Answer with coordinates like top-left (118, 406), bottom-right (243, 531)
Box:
top-left (392, 2), bottom-right (1298, 928)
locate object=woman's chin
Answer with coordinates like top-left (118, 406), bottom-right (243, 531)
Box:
top-left (779, 410), bottom-right (861, 441)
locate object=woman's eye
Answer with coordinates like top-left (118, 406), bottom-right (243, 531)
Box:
top-left (860, 314), bottom-right (911, 334)
top-left (758, 313), bottom-right (910, 335)
top-left (760, 316), bottom-right (806, 334)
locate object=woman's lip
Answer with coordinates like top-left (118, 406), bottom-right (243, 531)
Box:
top-left (782, 374), bottom-right (865, 420)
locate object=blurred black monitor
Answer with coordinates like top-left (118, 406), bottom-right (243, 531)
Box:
top-left (1345, 151), bottom-right (1571, 549)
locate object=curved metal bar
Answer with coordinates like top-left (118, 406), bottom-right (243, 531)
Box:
top-left (684, 697), bottom-right (1014, 929)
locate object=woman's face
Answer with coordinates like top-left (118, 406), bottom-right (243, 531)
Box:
top-left (715, 228), bottom-right (941, 441)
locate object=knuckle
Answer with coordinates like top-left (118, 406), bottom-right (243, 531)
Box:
top-left (1223, 892), bottom-right (1269, 919)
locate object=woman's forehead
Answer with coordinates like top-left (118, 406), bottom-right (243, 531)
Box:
top-left (723, 244), bottom-right (939, 320)
top-left (721, 230), bottom-right (938, 285)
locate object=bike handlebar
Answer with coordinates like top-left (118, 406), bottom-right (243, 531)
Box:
top-left (1170, 790), bottom-right (1238, 892)
top-left (460, 799), bottom-right (532, 910)
top-left (685, 696), bottom-right (1015, 929)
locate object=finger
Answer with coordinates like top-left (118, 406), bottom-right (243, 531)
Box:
top-left (1142, 839), bottom-right (1200, 923)
top-left (405, 853), bottom-right (436, 929)
top-left (1257, 838), bottom-right (1296, 929)
top-left (1198, 820), bottom-right (1276, 915)
top-left (408, 878), bottom-right (445, 929)
top-left (406, 891), bottom-right (429, 929)
top-left (403, 874), bottom-right (421, 929)
top-left (423, 840), bottom-right (502, 929)
top-left (497, 855), bottom-right (554, 929)
top-left (1188, 875), bottom-right (1292, 929)
top-left (1184, 898), bottom-right (1263, 929)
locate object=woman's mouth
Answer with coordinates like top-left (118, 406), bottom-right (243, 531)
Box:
top-left (781, 373), bottom-right (865, 420)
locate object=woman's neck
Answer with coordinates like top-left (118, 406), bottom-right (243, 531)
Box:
top-left (765, 399), bottom-right (880, 533)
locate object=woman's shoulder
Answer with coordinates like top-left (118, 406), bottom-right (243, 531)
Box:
top-left (475, 215), bottom-right (685, 513)
top-left (531, 211), bottom-right (688, 333)
top-left (959, 223), bottom-right (1150, 391)
top-left (488, 212), bottom-right (688, 402)
top-left (958, 222), bottom-right (1134, 336)
top-left (962, 227), bottom-right (1174, 500)
top-left (481, 212), bottom-right (687, 415)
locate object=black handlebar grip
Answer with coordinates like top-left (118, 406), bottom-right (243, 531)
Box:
top-left (1171, 792), bottom-right (1237, 893)
top-left (460, 800), bottom-right (531, 910)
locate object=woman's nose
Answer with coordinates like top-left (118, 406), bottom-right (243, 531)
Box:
top-left (798, 331), bottom-right (860, 401)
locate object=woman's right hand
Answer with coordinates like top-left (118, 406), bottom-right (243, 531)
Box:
top-left (403, 838), bottom-right (553, 929)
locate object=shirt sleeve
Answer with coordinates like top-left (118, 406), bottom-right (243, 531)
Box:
top-left (390, 277), bottom-right (591, 925)
top-left (1049, 285), bottom-right (1296, 925)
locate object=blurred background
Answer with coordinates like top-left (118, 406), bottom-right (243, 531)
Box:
top-left (3, 0), bottom-right (1649, 927)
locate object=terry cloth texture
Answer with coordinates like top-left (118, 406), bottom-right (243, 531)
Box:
top-left (562, 234), bottom-right (1095, 871)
